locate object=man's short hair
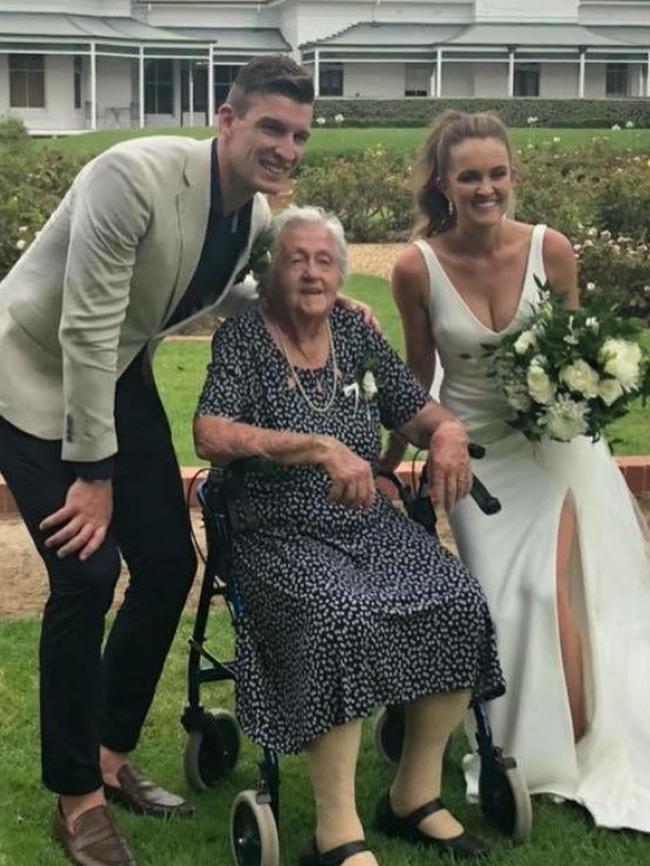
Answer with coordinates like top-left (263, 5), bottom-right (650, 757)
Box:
top-left (227, 55), bottom-right (314, 116)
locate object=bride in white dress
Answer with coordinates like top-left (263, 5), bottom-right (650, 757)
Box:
top-left (382, 110), bottom-right (650, 832)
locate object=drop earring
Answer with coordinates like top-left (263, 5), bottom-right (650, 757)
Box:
top-left (448, 199), bottom-right (455, 217)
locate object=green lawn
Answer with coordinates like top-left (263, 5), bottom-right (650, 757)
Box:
top-left (154, 275), bottom-right (650, 466)
top-left (1, 614), bottom-right (649, 866)
top-left (37, 126), bottom-right (650, 160)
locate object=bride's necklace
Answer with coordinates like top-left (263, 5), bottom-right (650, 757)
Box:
top-left (273, 320), bottom-right (338, 415)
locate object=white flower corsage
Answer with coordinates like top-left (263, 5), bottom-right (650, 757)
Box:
top-left (344, 356), bottom-right (379, 419)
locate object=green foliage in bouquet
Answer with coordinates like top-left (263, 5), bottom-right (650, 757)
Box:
top-left (483, 280), bottom-right (650, 443)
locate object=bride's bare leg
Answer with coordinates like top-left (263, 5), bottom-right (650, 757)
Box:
top-left (390, 689), bottom-right (471, 839)
top-left (556, 495), bottom-right (587, 741)
top-left (306, 719), bottom-right (378, 866)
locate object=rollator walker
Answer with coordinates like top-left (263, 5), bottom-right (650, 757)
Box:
top-left (180, 445), bottom-right (532, 866)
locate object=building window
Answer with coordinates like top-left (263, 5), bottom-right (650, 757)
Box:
top-left (405, 64), bottom-right (430, 97)
top-left (73, 56), bottom-right (83, 109)
top-left (514, 63), bottom-right (540, 97)
top-left (319, 64), bottom-right (343, 97)
top-left (606, 63), bottom-right (629, 97)
top-left (145, 59), bottom-right (174, 114)
top-left (9, 54), bottom-right (45, 108)
top-left (214, 65), bottom-right (240, 109)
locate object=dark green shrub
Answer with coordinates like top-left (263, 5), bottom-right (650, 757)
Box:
top-left (313, 97), bottom-right (650, 129)
top-left (592, 161), bottom-right (650, 239)
top-left (576, 230), bottom-right (650, 321)
top-left (0, 114), bottom-right (30, 148)
top-left (294, 146), bottom-right (412, 242)
top-left (0, 147), bottom-right (84, 278)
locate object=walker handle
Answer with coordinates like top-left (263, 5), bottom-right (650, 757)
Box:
top-left (468, 443), bottom-right (501, 515)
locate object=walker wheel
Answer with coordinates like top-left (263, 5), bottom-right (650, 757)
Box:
top-left (184, 708), bottom-right (240, 791)
top-left (230, 789), bottom-right (280, 866)
top-left (373, 705), bottom-right (452, 767)
top-left (478, 750), bottom-right (533, 843)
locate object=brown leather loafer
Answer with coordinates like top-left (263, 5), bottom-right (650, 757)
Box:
top-left (53, 803), bottom-right (137, 866)
top-left (104, 763), bottom-right (195, 819)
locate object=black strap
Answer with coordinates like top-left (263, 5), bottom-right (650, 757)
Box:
top-left (403, 797), bottom-right (445, 827)
top-left (319, 839), bottom-right (368, 865)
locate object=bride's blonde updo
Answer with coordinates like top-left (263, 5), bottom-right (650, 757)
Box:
top-left (412, 110), bottom-right (514, 238)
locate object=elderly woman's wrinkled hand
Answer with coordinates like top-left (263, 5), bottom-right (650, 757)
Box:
top-left (428, 420), bottom-right (472, 512)
top-left (320, 436), bottom-right (377, 508)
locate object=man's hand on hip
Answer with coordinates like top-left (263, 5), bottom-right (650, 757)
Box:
top-left (40, 479), bottom-right (113, 561)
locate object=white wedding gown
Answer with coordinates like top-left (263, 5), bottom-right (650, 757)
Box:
top-left (414, 225), bottom-right (650, 831)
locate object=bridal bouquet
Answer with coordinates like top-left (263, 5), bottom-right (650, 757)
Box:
top-left (484, 285), bottom-right (650, 443)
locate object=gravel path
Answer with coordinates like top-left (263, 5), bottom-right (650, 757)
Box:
top-left (349, 243), bottom-right (406, 280)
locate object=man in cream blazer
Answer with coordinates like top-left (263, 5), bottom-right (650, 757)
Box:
top-left (0, 56), bottom-right (314, 866)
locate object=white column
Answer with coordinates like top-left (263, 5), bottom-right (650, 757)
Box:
top-left (436, 47), bottom-right (442, 98)
top-left (579, 50), bottom-right (586, 98)
top-left (507, 49), bottom-right (515, 97)
top-left (90, 41), bottom-right (97, 130)
top-left (189, 62), bottom-right (195, 127)
top-left (314, 49), bottom-right (320, 97)
top-left (208, 44), bottom-right (215, 125)
top-left (138, 45), bottom-right (145, 129)
top-left (429, 66), bottom-right (435, 97)
top-left (647, 51), bottom-right (650, 97)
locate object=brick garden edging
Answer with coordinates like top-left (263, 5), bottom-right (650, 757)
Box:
top-left (1, 457), bottom-right (649, 517)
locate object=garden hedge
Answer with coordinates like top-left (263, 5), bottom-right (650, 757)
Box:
top-left (314, 97), bottom-right (650, 128)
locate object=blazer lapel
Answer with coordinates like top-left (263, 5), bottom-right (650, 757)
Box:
top-left (164, 138), bottom-right (213, 320)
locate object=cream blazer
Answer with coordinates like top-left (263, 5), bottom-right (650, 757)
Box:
top-left (0, 135), bottom-right (271, 462)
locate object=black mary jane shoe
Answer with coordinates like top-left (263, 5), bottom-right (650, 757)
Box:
top-left (374, 792), bottom-right (489, 860)
top-left (299, 838), bottom-right (369, 866)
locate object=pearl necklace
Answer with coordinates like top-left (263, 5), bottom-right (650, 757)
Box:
top-left (273, 320), bottom-right (339, 415)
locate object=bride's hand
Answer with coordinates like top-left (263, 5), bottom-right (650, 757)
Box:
top-left (428, 420), bottom-right (472, 512)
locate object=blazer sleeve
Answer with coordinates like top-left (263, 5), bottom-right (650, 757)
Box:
top-left (59, 150), bottom-right (152, 463)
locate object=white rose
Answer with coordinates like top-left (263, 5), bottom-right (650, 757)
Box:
top-left (16, 239), bottom-right (26, 251)
top-left (361, 370), bottom-right (378, 399)
top-left (334, 113), bottom-right (344, 124)
top-left (559, 359), bottom-right (600, 397)
top-left (513, 330), bottom-right (537, 355)
top-left (315, 116), bottom-right (326, 126)
top-left (598, 377), bottom-right (624, 406)
top-left (626, 120), bottom-right (634, 129)
top-left (585, 316), bottom-right (599, 332)
top-left (543, 396), bottom-right (589, 442)
top-left (598, 338), bottom-right (642, 390)
top-left (527, 362), bottom-right (555, 405)
top-left (611, 123), bottom-right (621, 131)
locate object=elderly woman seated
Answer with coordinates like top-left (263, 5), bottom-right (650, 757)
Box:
top-left (193, 206), bottom-right (505, 866)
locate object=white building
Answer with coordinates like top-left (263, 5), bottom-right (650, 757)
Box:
top-left (1, 0), bottom-right (650, 133)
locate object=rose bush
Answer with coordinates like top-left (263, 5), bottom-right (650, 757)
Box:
top-left (3, 123), bottom-right (650, 320)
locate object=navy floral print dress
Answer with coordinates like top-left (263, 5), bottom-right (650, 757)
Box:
top-left (196, 306), bottom-right (505, 753)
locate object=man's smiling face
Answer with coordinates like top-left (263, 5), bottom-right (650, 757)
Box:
top-left (219, 93), bottom-right (313, 198)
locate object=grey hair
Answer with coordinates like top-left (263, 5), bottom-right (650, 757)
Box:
top-left (270, 205), bottom-right (349, 278)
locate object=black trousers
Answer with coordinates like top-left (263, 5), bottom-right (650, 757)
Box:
top-left (0, 354), bottom-right (197, 795)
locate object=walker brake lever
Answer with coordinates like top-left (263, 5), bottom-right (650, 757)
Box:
top-left (467, 442), bottom-right (501, 515)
